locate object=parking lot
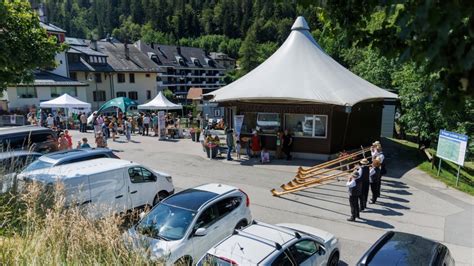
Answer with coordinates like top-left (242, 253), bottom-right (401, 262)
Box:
top-left (73, 131), bottom-right (474, 265)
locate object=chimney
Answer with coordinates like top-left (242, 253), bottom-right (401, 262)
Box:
top-left (124, 42), bottom-right (130, 59)
top-left (177, 46), bottom-right (181, 55)
top-left (91, 39), bottom-right (98, 51)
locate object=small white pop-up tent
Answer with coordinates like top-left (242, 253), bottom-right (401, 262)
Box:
top-left (138, 91), bottom-right (182, 110)
top-left (40, 93), bottom-right (91, 112)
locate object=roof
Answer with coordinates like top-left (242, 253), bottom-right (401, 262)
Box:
top-left (68, 57), bottom-right (114, 72)
top-left (186, 87), bottom-right (203, 100)
top-left (359, 231), bottom-right (441, 265)
top-left (0, 150), bottom-right (42, 160)
top-left (20, 158), bottom-right (136, 182)
top-left (207, 16), bottom-right (398, 107)
top-left (138, 91), bottom-right (182, 110)
top-left (40, 93), bottom-right (91, 109)
top-left (16, 71), bottom-right (86, 87)
top-left (0, 126), bottom-right (53, 137)
top-left (163, 183), bottom-right (237, 211)
top-left (40, 22), bottom-right (66, 33)
top-left (98, 41), bottom-right (160, 72)
top-left (135, 40), bottom-right (226, 70)
top-left (163, 189), bottom-right (219, 211)
top-left (208, 222), bottom-right (296, 265)
top-left (38, 148), bottom-right (113, 164)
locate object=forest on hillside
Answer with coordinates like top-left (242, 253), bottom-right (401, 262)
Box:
top-left (31, 0), bottom-right (473, 151)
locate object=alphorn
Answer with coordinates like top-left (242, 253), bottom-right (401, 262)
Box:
top-left (271, 170), bottom-right (354, 196)
top-left (298, 147), bottom-right (369, 175)
top-left (297, 160), bottom-right (355, 179)
top-left (280, 169), bottom-right (354, 192)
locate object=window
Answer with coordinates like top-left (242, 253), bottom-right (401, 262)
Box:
top-left (128, 91), bottom-right (138, 100)
top-left (216, 197), bottom-right (241, 218)
top-left (288, 240), bottom-right (320, 264)
top-left (146, 90), bottom-right (152, 100)
top-left (95, 73), bottom-right (102, 83)
top-left (17, 87), bottom-right (37, 98)
top-left (93, 91), bottom-right (106, 102)
top-left (194, 206), bottom-right (219, 230)
top-left (129, 73), bottom-right (135, 83)
top-left (128, 167), bottom-right (156, 183)
top-left (116, 92), bottom-right (126, 97)
top-left (69, 72), bottom-right (77, 81)
top-left (285, 114), bottom-right (327, 138)
top-left (272, 251), bottom-right (295, 266)
top-left (146, 73), bottom-right (151, 77)
top-left (118, 73), bottom-right (125, 83)
top-left (257, 113), bottom-right (280, 134)
top-left (51, 87), bottom-right (77, 97)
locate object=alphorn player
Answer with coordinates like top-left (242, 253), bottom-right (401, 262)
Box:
top-left (370, 141), bottom-right (381, 162)
top-left (346, 171), bottom-right (362, 222)
top-left (357, 158), bottom-right (370, 211)
top-left (369, 159), bottom-right (382, 204)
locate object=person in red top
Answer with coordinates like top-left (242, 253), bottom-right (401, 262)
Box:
top-left (251, 130), bottom-right (261, 158)
top-left (64, 130), bottom-right (73, 149)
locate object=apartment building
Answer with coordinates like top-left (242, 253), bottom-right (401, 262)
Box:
top-left (135, 40), bottom-right (227, 103)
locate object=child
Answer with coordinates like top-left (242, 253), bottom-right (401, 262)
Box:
top-left (77, 137), bottom-right (91, 149)
top-left (261, 147), bottom-right (270, 164)
top-left (235, 139), bottom-right (241, 160)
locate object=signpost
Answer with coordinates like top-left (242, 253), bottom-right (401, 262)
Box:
top-left (436, 130), bottom-right (468, 186)
top-left (233, 115), bottom-right (244, 137)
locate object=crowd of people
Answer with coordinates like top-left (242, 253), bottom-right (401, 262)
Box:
top-left (346, 141), bottom-right (386, 222)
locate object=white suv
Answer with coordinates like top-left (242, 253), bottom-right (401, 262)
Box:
top-left (198, 221), bottom-right (340, 266)
top-left (125, 183), bottom-right (252, 265)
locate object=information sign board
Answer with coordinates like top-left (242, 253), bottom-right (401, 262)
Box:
top-left (436, 130), bottom-right (468, 166)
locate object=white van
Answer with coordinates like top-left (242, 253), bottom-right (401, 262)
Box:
top-left (17, 158), bottom-right (175, 218)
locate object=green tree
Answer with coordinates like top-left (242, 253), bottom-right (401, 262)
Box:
top-left (112, 16), bottom-right (142, 42)
top-left (0, 1), bottom-right (63, 90)
top-left (238, 24), bottom-right (259, 74)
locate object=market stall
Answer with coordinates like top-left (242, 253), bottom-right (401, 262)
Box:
top-left (40, 93), bottom-right (91, 128)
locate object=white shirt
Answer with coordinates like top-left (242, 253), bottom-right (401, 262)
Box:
top-left (46, 116), bottom-right (54, 126)
top-left (143, 116), bottom-right (150, 124)
top-left (346, 179), bottom-right (356, 188)
top-left (377, 153), bottom-right (385, 163)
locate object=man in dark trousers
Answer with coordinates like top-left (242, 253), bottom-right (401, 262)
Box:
top-left (346, 171), bottom-right (362, 221)
top-left (358, 158), bottom-right (370, 211)
top-left (282, 129), bottom-right (293, 160)
top-left (369, 159), bottom-right (382, 203)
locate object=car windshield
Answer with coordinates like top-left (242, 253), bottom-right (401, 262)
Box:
top-left (136, 203), bottom-right (196, 241)
top-left (23, 159), bottom-right (53, 172)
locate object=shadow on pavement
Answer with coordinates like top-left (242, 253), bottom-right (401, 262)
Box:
top-left (379, 194), bottom-right (410, 203)
top-left (381, 188), bottom-right (413, 196)
top-left (377, 201), bottom-right (410, 210)
top-left (278, 197), bottom-right (348, 217)
top-left (338, 260), bottom-right (349, 266)
top-left (364, 206), bottom-right (403, 216)
top-left (357, 218), bottom-right (395, 229)
top-left (293, 192), bottom-right (348, 206)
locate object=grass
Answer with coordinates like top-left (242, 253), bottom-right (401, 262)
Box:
top-left (390, 138), bottom-right (474, 195)
top-left (0, 182), bottom-right (162, 265)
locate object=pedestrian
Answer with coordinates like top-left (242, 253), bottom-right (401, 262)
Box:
top-left (143, 113), bottom-right (150, 136)
top-left (187, 111), bottom-right (192, 128)
top-left (64, 130), bottom-right (73, 149)
top-left (124, 117), bottom-right (132, 142)
top-left (80, 112), bottom-right (87, 133)
top-left (95, 133), bottom-right (107, 148)
top-left (376, 146), bottom-right (386, 175)
top-left (235, 137), bottom-right (241, 160)
top-left (46, 114), bottom-right (54, 128)
top-left (282, 129), bottom-right (293, 160)
top-left (77, 137), bottom-right (91, 148)
top-left (175, 116), bottom-right (181, 128)
top-left (369, 159), bottom-right (382, 204)
top-left (357, 158), bottom-right (370, 211)
top-left (137, 114), bottom-right (143, 135)
top-left (276, 129), bottom-right (284, 159)
top-left (347, 171), bottom-right (362, 222)
top-left (152, 113), bottom-right (158, 136)
top-left (110, 118), bottom-right (117, 141)
top-left (57, 132), bottom-right (69, 150)
top-left (251, 130), bottom-right (261, 158)
top-left (225, 126), bottom-right (234, 161)
top-left (261, 147), bottom-right (270, 164)
top-left (40, 109), bottom-right (47, 127)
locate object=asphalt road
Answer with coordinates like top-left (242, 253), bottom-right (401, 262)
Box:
top-left (73, 130), bottom-right (474, 265)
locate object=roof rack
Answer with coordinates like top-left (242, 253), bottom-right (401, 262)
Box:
top-left (233, 228), bottom-right (283, 250)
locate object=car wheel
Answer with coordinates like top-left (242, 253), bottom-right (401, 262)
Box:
top-left (234, 220), bottom-right (247, 230)
top-left (174, 256), bottom-right (193, 266)
top-left (153, 191), bottom-right (169, 206)
top-left (328, 251), bottom-right (339, 266)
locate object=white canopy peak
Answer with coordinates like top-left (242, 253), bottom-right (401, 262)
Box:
top-left (291, 16), bottom-right (310, 31)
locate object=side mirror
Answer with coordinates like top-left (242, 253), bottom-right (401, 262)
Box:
top-left (318, 245), bottom-right (326, 255)
top-left (194, 227), bottom-right (207, 237)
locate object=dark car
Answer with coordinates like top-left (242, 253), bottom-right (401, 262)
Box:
top-left (0, 150), bottom-right (42, 193)
top-left (357, 231), bottom-right (455, 266)
top-left (23, 148), bottom-right (120, 172)
top-left (0, 126), bottom-right (57, 153)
